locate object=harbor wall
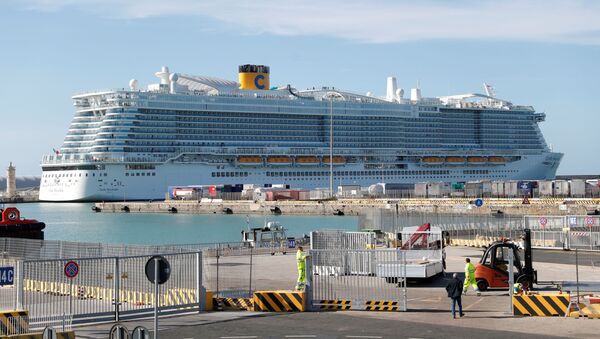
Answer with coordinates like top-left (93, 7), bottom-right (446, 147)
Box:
top-left (95, 198), bottom-right (600, 216)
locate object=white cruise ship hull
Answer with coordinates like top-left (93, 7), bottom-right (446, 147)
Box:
top-left (39, 152), bottom-right (562, 201)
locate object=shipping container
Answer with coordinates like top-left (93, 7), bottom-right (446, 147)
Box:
top-left (481, 181), bottom-right (492, 197)
top-left (491, 181), bottom-right (504, 197)
top-left (570, 179), bottom-right (586, 197)
top-left (504, 181), bottom-right (518, 197)
top-left (414, 182), bottom-right (428, 197)
top-left (465, 181), bottom-right (483, 197)
top-left (429, 182), bottom-right (450, 197)
top-left (554, 180), bottom-right (570, 196)
top-left (517, 181), bottom-right (534, 197)
top-left (299, 191), bottom-right (311, 201)
top-left (537, 181), bottom-right (553, 197)
top-left (310, 189), bottom-right (331, 200)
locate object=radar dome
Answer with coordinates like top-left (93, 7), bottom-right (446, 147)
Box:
top-left (129, 79), bottom-right (138, 90)
top-left (169, 73), bottom-right (179, 82)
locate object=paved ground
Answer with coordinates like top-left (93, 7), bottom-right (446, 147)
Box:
top-left (64, 246), bottom-right (600, 338)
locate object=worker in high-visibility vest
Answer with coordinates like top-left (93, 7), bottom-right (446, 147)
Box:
top-left (295, 246), bottom-right (308, 291)
top-left (463, 258), bottom-right (481, 296)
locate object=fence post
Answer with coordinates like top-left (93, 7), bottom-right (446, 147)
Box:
top-left (114, 257), bottom-right (120, 322)
top-left (196, 251), bottom-right (204, 312)
top-left (16, 260), bottom-right (24, 310)
top-left (304, 254), bottom-right (312, 312)
top-left (248, 246), bottom-right (253, 298)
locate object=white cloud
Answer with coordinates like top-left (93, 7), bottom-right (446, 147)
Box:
top-left (15, 0), bottom-right (600, 44)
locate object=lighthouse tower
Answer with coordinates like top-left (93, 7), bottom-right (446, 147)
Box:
top-left (6, 162), bottom-right (16, 198)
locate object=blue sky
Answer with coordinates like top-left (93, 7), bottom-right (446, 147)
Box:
top-left (1, 0), bottom-right (599, 176)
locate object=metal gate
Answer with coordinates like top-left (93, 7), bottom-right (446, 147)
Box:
top-left (308, 249), bottom-right (407, 311)
top-left (20, 252), bottom-right (202, 331)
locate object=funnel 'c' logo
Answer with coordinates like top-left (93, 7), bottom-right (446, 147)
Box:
top-left (254, 74), bottom-right (265, 89)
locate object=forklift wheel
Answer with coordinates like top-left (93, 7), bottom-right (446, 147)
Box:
top-left (477, 279), bottom-right (489, 292)
top-left (516, 276), bottom-right (532, 290)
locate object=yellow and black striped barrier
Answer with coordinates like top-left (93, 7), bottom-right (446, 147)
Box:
top-left (213, 297), bottom-right (254, 311)
top-left (0, 310), bottom-right (29, 336)
top-left (365, 300), bottom-right (399, 311)
top-left (513, 294), bottom-right (569, 316)
top-left (0, 330), bottom-right (75, 339)
top-left (253, 291), bottom-right (305, 312)
top-left (570, 303), bottom-right (600, 318)
top-left (317, 300), bottom-right (352, 310)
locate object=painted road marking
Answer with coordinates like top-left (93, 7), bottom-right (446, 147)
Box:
top-left (221, 337), bottom-right (258, 339)
top-left (346, 336), bottom-right (383, 338)
top-left (285, 336), bottom-right (317, 338)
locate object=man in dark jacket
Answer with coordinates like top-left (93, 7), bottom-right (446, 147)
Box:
top-left (446, 273), bottom-right (465, 318)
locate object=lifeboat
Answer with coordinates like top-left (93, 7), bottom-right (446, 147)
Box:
top-left (267, 156), bottom-right (292, 165)
top-left (322, 156), bottom-right (346, 165)
top-left (421, 156), bottom-right (445, 163)
top-left (237, 156), bottom-right (263, 166)
top-left (467, 156), bottom-right (488, 163)
top-left (295, 156), bottom-right (320, 166)
top-left (0, 207), bottom-right (46, 240)
top-left (445, 156), bottom-right (466, 164)
top-left (488, 156), bottom-right (507, 164)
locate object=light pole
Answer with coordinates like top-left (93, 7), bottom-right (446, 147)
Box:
top-left (324, 92), bottom-right (344, 198)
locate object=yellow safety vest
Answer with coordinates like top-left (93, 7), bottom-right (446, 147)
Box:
top-left (296, 250), bottom-right (307, 269)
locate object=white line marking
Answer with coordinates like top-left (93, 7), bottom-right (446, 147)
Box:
top-left (285, 336), bottom-right (317, 338)
top-left (221, 337), bottom-right (258, 339)
top-left (346, 336), bottom-right (383, 339)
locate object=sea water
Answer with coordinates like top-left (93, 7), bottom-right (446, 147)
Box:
top-left (11, 203), bottom-right (359, 245)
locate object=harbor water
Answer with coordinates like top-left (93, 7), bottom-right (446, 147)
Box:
top-left (11, 203), bottom-right (359, 245)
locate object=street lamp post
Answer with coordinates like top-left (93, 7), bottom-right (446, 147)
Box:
top-left (325, 92), bottom-right (343, 198)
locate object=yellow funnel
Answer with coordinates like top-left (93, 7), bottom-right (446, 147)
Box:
top-left (239, 64), bottom-right (270, 90)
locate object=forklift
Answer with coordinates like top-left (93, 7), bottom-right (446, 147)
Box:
top-left (475, 228), bottom-right (537, 291)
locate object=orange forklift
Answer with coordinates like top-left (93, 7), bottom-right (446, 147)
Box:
top-left (475, 229), bottom-right (537, 291)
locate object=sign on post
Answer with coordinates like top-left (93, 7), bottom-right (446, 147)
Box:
top-left (145, 256), bottom-right (171, 285)
top-left (539, 217), bottom-right (548, 228)
top-left (64, 261), bottom-right (79, 279)
top-left (474, 199), bottom-right (484, 207)
top-left (145, 256), bottom-right (170, 339)
top-left (0, 266), bottom-right (14, 286)
top-left (585, 216), bottom-right (595, 227)
top-left (287, 238), bottom-right (296, 249)
top-left (568, 216), bottom-right (577, 227)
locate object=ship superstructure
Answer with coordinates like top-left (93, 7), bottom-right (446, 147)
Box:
top-left (39, 65), bottom-right (562, 201)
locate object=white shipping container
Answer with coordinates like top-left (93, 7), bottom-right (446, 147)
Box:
top-left (538, 181), bottom-right (554, 196)
top-left (505, 181), bottom-right (518, 197)
top-left (492, 181), bottom-right (504, 197)
top-left (554, 180), bottom-right (570, 196)
top-left (415, 182), bottom-right (428, 197)
top-left (570, 179), bottom-right (586, 197)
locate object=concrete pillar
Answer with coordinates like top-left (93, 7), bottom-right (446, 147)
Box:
top-left (6, 162), bottom-right (16, 198)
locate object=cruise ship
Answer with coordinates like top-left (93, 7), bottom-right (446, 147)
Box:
top-left (39, 65), bottom-right (563, 201)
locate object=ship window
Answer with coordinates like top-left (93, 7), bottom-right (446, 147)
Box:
top-left (136, 173), bottom-right (140, 176)
top-left (142, 173), bottom-right (145, 176)
top-left (211, 172), bottom-right (215, 177)
top-left (126, 173), bottom-right (129, 176)
top-left (152, 173), bottom-right (156, 176)
top-left (92, 173), bottom-right (95, 177)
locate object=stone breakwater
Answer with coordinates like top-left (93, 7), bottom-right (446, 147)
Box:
top-left (95, 198), bottom-right (600, 216)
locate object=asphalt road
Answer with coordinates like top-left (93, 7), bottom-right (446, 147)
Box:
top-left (532, 248), bottom-right (600, 266)
top-left (159, 312), bottom-right (566, 339)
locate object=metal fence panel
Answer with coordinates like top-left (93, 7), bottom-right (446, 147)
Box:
top-left (309, 249), bottom-right (407, 311)
top-left (20, 251), bottom-right (201, 331)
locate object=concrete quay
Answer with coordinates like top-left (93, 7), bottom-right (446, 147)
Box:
top-left (95, 198), bottom-right (600, 216)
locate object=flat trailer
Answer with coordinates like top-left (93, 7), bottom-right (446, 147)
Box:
top-left (377, 223), bottom-right (446, 280)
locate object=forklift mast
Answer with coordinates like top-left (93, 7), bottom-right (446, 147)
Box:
top-left (523, 228), bottom-right (534, 277)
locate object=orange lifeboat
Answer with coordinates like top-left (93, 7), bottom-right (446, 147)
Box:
top-left (488, 156), bottom-right (506, 164)
top-left (296, 156), bottom-right (320, 166)
top-left (467, 156), bottom-right (487, 163)
top-left (267, 156), bottom-right (293, 165)
top-left (445, 156), bottom-right (466, 163)
top-left (237, 156), bottom-right (263, 165)
top-left (422, 157), bottom-right (444, 163)
top-left (322, 156), bottom-right (346, 165)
